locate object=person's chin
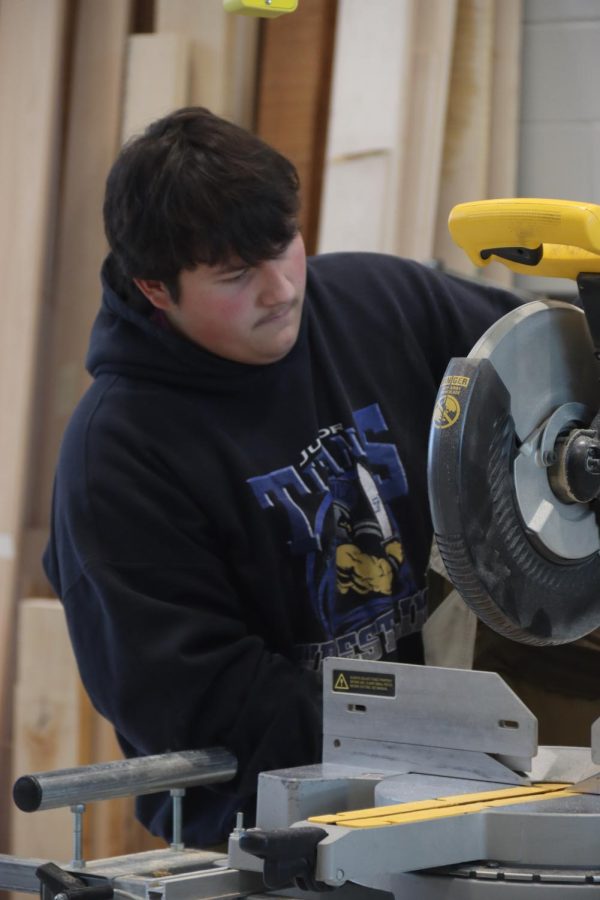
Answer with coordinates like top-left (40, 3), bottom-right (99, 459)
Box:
top-left (260, 323), bottom-right (300, 364)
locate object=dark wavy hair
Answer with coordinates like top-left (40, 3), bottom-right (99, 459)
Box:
top-left (103, 107), bottom-right (300, 300)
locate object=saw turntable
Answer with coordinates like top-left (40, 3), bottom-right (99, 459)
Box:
top-left (4, 198), bottom-right (600, 900)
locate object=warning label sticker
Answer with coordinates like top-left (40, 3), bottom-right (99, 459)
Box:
top-left (433, 374), bottom-right (470, 430)
top-left (332, 669), bottom-right (396, 697)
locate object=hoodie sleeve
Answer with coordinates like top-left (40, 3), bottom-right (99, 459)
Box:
top-left (375, 257), bottom-right (524, 384)
top-left (309, 254), bottom-right (523, 391)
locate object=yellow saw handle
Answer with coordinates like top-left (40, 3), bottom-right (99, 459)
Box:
top-left (448, 198), bottom-right (600, 279)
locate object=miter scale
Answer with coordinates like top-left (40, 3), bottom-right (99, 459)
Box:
top-left (5, 199), bottom-right (600, 900)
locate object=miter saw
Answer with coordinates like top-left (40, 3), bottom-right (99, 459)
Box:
top-left (4, 198), bottom-right (600, 900)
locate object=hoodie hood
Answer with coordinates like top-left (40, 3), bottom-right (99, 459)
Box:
top-left (86, 255), bottom-right (307, 391)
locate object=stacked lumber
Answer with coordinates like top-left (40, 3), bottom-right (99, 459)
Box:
top-left (2, 0), bottom-right (260, 862)
top-left (316, 0), bottom-right (523, 280)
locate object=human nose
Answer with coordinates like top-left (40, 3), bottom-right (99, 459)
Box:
top-left (256, 260), bottom-right (295, 306)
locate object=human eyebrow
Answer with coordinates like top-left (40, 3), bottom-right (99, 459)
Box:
top-left (216, 259), bottom-right (249, 275)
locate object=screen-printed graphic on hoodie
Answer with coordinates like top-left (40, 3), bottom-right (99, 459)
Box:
top-left (249, 402), bottom-right (425, 669)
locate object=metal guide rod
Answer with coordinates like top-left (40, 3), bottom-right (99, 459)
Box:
top-left (13, 748), bottom-right (237, 812)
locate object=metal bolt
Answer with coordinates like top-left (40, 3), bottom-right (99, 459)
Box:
top-left (170, 788), bottom-right (186, 851)
top-left (336, 869), bottom-right (345, 881)
top-left (70, 803), bottom-right (86, 868)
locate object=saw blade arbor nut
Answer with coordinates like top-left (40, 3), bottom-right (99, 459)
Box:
top-left (549, 428), bottom-right (600, 505)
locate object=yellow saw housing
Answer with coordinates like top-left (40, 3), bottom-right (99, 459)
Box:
top-left (449, 197), bottom-right (600, 279)
top-left (223, 0), bottom-right (298, 17)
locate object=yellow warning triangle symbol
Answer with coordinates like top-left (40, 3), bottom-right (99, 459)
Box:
top-left (334, 672), bottom-right (350, 691)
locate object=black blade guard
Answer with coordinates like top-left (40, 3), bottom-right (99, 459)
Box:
top-left (428, 356), bottom-right (600, 645)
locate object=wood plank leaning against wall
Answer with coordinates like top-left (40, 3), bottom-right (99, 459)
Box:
top-left (314, 0), bottom-right (521, 275)
top-left (0, 0), bottom-right (69, 856)
top-left (433, 0), bottom-right (522, 282)
top-left (8, 0), bottom-right (156, 865)
top-left (255, 0), bottom-right (338, 256)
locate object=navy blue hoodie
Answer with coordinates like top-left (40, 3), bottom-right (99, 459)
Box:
top-left (44, 252), bottom-right (519, 846)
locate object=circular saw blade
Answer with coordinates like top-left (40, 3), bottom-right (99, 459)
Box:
top-left (428, 299), bottom-right (600, 645)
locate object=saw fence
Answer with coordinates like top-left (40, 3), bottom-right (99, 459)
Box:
top-left (0, 0), bottom-right (522, 862)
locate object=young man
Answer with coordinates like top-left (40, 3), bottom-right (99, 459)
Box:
top-left (44, 107), bottom-right (520, 847)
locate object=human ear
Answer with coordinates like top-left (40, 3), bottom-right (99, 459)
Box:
top-left (133, 278), bottom-right (175, 310)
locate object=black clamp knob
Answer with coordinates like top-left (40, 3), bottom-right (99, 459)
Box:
top-left (239, 825), bottom-right (333, 892)
top-left (36, 862), bottom-right (113, 900)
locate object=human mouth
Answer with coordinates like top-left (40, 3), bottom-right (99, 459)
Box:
top-left (255, 301), bottom-right (296, 327)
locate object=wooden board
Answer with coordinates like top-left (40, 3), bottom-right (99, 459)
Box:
top-left (10, 600), bottom-right (163, 863)
top-left (154, 0), bottom-right (335, 252)
top-left (28, 0), bottom-right (132, 585)
top-left (156, 0), bottom-right (259, 128)
top-left (487, 0), bottom-right (523, 203)
top-left (10, 600), bottom-right (84, 862)
top-left (255, 0), bottom-right (338, 253)
top-left (481, 0), bottom-right (523, 287)
top-left (316, 0), bottom-right (413, 255)
top-left (0, 0), bottom-right (68, 854)
top-left (318, 151), bottom-right (392, 253)
top-left (433, 0), bottom-right (496, 275)
top-left (394, 0), bottom-right (459, 261)
top-left (8, 0), bottom-right (164, 862)
top-left (122, 33), bottom-right (191, 142)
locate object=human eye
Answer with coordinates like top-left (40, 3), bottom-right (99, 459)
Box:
top-left (221, 266), bottom-right (251, 283)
